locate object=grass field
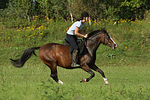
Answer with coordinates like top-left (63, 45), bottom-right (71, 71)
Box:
top-left (0, 46), bottom-right (150, 100)
top-left (0, 14), bottom-right (150, 99)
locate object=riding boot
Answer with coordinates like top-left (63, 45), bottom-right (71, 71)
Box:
top-left (71, 50), bottom-right (80, 67)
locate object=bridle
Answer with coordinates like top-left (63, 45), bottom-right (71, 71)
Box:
top-left (84, 31), bottom-right (116, 56)
top-left (102, 33), bottom-right (112, 46)
top-left (85, 32), bottom-right (113, 46)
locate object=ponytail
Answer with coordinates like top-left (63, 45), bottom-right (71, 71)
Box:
top-left (76, 18), bottom-right (82, 21)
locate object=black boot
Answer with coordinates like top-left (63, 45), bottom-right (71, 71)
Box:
top-left (71, 50), bottom-right (80, 67)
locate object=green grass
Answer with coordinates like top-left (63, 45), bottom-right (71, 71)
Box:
top-left (0, 47), bottom-right (150, 100)
top-left (1, 60), bottom-right (150, 100)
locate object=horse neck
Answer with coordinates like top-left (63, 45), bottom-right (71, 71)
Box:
top-left (86, 34), bottom-right (102, 56)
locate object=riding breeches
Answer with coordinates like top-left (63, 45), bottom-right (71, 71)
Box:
top-left (66, 34), bottom-right (78, 50)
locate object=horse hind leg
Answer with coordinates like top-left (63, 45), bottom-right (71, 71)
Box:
top-left (50, 74), bottom-right (63, 85)
top-left (44, 62), bottom-right (63, 85)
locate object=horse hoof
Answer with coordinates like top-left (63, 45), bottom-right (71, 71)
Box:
top-left (58, 80), bottom-right (63, 85)
top-left (80, 78), bottom-right (86, 83)
top-left (105, 83), bottom-right (109, 85)
top-left (104, 81), bottom-right (109, 85)
top-left (103, 78), bottom-right (109, 85)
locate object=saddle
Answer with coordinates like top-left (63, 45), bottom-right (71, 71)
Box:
top-left (63, 39), bottom-right (88, 58)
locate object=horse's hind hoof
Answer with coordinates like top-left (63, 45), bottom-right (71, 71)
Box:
top-left (80, 78), bottom-right (86, 83)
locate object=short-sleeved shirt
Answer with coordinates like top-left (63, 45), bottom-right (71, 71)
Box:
top-left (67, 20), bottom-right (85, 35)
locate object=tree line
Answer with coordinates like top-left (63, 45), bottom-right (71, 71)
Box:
top-left (0, 0), bottom-right (150, 22)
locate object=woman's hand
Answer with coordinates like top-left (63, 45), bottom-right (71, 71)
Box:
top-left (75, 27), bottom-right (88, 38)
top-left (83, 34), bottom-right (88, 38)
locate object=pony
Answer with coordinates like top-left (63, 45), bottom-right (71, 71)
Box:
top-left (10, 28), bottom-right (117, 85)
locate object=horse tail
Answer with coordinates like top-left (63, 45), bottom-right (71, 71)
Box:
top-left (10, 47), bottom-right (41, 68)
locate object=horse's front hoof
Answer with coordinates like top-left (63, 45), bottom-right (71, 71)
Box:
top-left (105, 83), bottom-right (109, 85)
top-left (103, 78), bottom-right (109, 85)
top-left (58, 80), bottom-right (63, 85)
top-left (80, 78), bottom-right (86, 83)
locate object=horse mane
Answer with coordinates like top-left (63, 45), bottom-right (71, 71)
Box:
top-left (88, 28), bottom-right (106, 38)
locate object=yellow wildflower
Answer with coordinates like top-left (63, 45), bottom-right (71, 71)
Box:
top-left (27, 27), bottom-right (30, 29)
top-left (39, 32), bottom-right (43, 35)
top-left (17, 29), bottom-right (21, 32)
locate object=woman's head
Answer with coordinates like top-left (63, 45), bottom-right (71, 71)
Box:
top-left (81, 11), bottom-right (89, 22)
top-left (81, 11), bottom-right (89, 18)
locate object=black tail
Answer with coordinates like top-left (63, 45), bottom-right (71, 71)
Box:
top-left (10, 47), bottom-right (41, 67)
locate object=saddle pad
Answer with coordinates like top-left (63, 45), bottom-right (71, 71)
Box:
top-left (63, 39), bottom-right (88, 58)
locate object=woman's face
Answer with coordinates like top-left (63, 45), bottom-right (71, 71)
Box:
top-left (83, 17), bottom-right (89, 22)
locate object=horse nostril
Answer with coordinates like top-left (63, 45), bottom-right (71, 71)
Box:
top-left (115, 44), bottom-right (117, 48)
top-left (111, 44), bottom-right (115, 49)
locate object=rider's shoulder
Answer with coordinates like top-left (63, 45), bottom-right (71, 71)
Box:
top-left (74, 20), bottom-right (82, 25)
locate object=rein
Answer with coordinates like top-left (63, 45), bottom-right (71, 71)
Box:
top-left (86, 32), bottom-right (108, 45)
top-left (83, 32), bottom-right (113, 52)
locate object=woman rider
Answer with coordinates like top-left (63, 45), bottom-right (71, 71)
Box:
top-left (66, 11), bottom-right (89, 67)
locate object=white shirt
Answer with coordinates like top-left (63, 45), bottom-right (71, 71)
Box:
top-left (67, 20), bottom-right (85, 35)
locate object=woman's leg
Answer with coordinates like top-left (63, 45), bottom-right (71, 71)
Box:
top-left (66, 34), bottom-right (78, 50)
top-left (66, 34), bottom-right (80, 67)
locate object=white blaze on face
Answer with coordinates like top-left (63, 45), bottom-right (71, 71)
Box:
top-left (109, 35), bottom-right (117, 48)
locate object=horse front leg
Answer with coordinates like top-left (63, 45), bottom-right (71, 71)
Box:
top-left (80, 64), bottom-right (95, 83)
top-left (91, 64), bottom-right (109, 85)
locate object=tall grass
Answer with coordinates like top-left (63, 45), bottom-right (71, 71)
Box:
top-left (1, 14), bottom-right (150, 64)
top-left (1, 14), bottom-right (150, 49)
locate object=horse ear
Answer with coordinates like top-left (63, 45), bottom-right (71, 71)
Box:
top-left (102, 28), bottom-right (105, 30)
top-left (101, 28), bottom-right (103, 32)
top-left (101, 28), bottom-right (106, 33)
top-left (101, 28), bottom-right (104, 32)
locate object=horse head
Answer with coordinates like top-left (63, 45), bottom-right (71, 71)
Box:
top-left (100, 28), bottom-right (117, 49)
top-left (86, 28), bottom-right (117, 53)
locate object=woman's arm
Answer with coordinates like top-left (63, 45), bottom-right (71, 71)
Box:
top-left (75, 27), bottom-right (88, 38)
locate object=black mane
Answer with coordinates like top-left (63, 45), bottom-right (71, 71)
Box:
top-left (88, 28), bottom-right (107, 38)
top-left (88, 30), bottom-right (101, 38)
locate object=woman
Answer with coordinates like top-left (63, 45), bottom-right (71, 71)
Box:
top-left (66, 11), bottom-right (89, 67)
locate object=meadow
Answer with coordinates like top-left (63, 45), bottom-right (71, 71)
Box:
top-left (0, 14), bottom-right (150, 99)
top-left (0, 52), bottom-right (150, 100)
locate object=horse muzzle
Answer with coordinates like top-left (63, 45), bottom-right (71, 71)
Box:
top-left (111, 44), bottom-right (117, 49)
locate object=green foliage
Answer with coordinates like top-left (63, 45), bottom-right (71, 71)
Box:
top-left (0, 0), bottom-right (9, 9)
top-left (1, 13), bottom-right (150, 60)
top-left (0, 17), bottom-right (70, 47)
top-left (1, 0), bottom-right (150, 22)
top-left (38, 0), bottom-right (68, 20)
